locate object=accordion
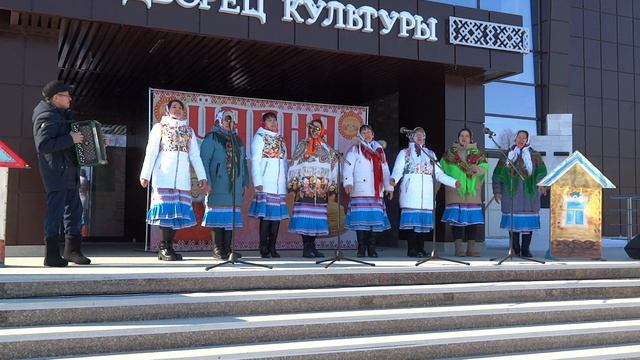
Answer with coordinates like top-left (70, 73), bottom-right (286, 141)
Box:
top-left (71, 120), bottom-right (108, 167)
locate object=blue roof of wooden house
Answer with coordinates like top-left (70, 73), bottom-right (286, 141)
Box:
top-left (537, 150), bottom-right (615, 188)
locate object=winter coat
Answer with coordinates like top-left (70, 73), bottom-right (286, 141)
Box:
top-left (139, 116), bottom-right (207, 191)
top-left (250, 127), bottom-right (288, 195)
top-left (342, 141), bottom-right (393, 197)
top-left (390, 145), bottom-right (458, 210)
top-left (32, 100), bottom-right (78, 192)
top-left (492, 146), bottom-right (547, 214)
top-left (440, 143), bottom-right (489, 206)
top-left (200, 126), bottom-right (249, 207)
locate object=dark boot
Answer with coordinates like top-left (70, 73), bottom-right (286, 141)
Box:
top-left (268, 221), bottom-right (281, 258)
top-left (223, 230), bottom-right (242, 259)
top-left (511, 231), bottom-right (521, 256)
top-left (416, 233), bottom-right (427, 258)
top-left (302, 236), bottom-right (315, 258)
top-left (211, 229), bottom-right (225, 259)
top-left (158, 227), bottom-right (181, 261)
top-left (44, 236), bottom-right (68, 267)
top-left (310, 237), bottom-right (324, 258)
top-left (259, 220), bottom-right (271, 258)
top-left (521, 233), bottom-right (533, 257)
top-left (62, 235), bottom-right (91, 265)
top-left (407, 236), bottom-right (418, 257)
top-left (366, 231), bottom-right (378, 258)
top-left (356, 231), bottom-right (366, 257)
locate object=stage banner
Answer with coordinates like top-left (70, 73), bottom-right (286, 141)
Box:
top-left (148, 88), bottom-right (368, 252)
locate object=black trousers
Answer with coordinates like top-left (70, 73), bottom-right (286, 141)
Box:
top-left (44, 188), bottom-right (82, 239)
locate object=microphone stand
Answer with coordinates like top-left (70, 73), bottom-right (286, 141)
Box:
top-left (316, 146), bottom-right (375, 268)
top-left (206, 131), bottom-right (272, 271)
top-left (487, 133), bottom-right (544, 265)
top-left (413, 138), bottom-right (469, 266)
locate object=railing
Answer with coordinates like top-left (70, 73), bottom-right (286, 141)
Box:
top-left (609, 195), bottom-right (640, 242)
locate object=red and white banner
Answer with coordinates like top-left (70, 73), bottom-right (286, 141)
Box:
top-left (148, 88), bottom-right (368, 251)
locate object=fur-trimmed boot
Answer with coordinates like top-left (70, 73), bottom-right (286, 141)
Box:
top-left (521, 233), bottom-right (533, 257)
top-left (367, 231), bottom-right (378, 258)
top-left (454, 239), bottom-right (465, 257)
top-left (466, 240), bottom-right (480, 257)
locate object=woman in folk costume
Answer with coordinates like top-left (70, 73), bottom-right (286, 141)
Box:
top-left (200, 110), bottom-right (250, 259)
top-left (390, 127), bottom-right (460, 258)
top-left (343, 124), bottom-right (393, 258)
top-left (249, 112), bottom-right (289, 258)
top-left (287, 119), bottom-right (338, 258)
top-left (492, 130), bottom-right (547, 257)
top-left (440, 128), bottom-right (489, 257)
top-left (140, 99), bottom-right (208, 261)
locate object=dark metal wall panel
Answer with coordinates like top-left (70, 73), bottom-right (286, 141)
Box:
top-left (249, 0), bottom-right (293, 45)
top-left (419, 1), bottom-right (453, 64)
top-left (338, 0), bottom-right (379, 55)
top-left (489, 12), bottom-right (523, 75)
top-left (0, 0), bottom-right (31, 11)
top-left (378, 0), bottom-right (417, 60)
top-left (147, 1), bottom-right (199, 34)
top-left (200, 4), bottom-right (249, 40)
top-left (453, 6), bottom-right (490, 69)
top-left (92, 0), bottom-right (147, 27)
top-left (33, 0), bottom-right (91, 19)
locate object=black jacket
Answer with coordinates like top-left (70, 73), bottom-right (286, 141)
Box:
top-left (32, 100), bottom-right (79, 192)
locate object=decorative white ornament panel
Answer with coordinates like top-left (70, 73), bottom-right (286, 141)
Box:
top-left (449, 16), bottom-right (530, 54)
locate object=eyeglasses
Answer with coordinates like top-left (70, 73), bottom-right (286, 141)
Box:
top-left (56, 93), bottom-right (72, 98)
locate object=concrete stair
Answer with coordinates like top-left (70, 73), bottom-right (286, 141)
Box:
top-left (2, 266), bottom-right (640, 359)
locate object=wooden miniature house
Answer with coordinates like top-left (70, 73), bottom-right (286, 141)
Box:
top-left (0, 140), bottom-right (30, 267)
top-left (538, 151), bottom-right (615, 259)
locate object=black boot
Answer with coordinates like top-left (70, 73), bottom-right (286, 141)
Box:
top-left (521, 232), bottom-right (533, 257)
top-left (62, 235), bottom-right (91, 265)
top-left (158, 227), bottom-right (182, 261)
top-left (356, 231), bottom-right (366, 257)
top-left (302, 236), bottom-right (315, 258)
top-left (223, 230), bottom-right (242, 259)
top-left (310, 237), bottom-right (324, 258)
top-left (416, 233), bottom-right (427, 258)
top-left (511, 231), bottom-right (521, 256)
top-left (212, 229), bottom-right (225, 259)
top-left (366, 231), bottom-right (378, 258)
top-left (259, 220), bottom-right (271, 258)
top-left (44, 236), bottom-right (68, 267)
top-left (407, 235), bottom-right (418, 257)
top-left (268, 221), bottom-right (281, 258)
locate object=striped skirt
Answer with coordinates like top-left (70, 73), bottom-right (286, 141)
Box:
top-left (400, 208), bottom-right (434, 233)
top-left (345, 196), bottom-right (391, 232)
top-left (288, 202), bottom-right (329, 236)
top-left (441, 203), bottom-right (484, 226)
top-left (146, 188), bottom-right (196, 230)
top-left (201, 206), bottom-right (244, 230)
top-left (248, 192), bottom-right (289, 221)
top-left (500, 212), bottom-right (541, 231)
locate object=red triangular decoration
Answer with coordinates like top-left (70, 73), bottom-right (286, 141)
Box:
top-left (0, 140), bottom-right (29, 169)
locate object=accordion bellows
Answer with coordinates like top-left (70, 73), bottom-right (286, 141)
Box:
top-left (72, 120), bottom-right (108, 166)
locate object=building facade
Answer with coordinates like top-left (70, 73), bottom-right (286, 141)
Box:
top-left (0, 0), bottom-right (633, 249)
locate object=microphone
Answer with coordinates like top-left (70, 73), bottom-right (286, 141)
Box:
top-left (483, 127), bottom-right (496, 137)
top-left (400, 127), bottom-right (413, 135)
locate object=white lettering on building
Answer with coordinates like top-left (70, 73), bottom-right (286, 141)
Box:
top-left (122, 0), bottom-right (438, 42)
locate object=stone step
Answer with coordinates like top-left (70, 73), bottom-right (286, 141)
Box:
top-left (14, 320), bottom-right (640, 360)
top-left (3, 263), bottom-right (640, 298)
top-left (469, 344), bottom-right (640, 359)
top-left (3, 279), bottom-right (640, 326)
top-left (3, 298), bottom-right (640, 359)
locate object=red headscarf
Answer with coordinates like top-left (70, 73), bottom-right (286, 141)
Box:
top-left (305, 120), bottom-right (326, 158)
